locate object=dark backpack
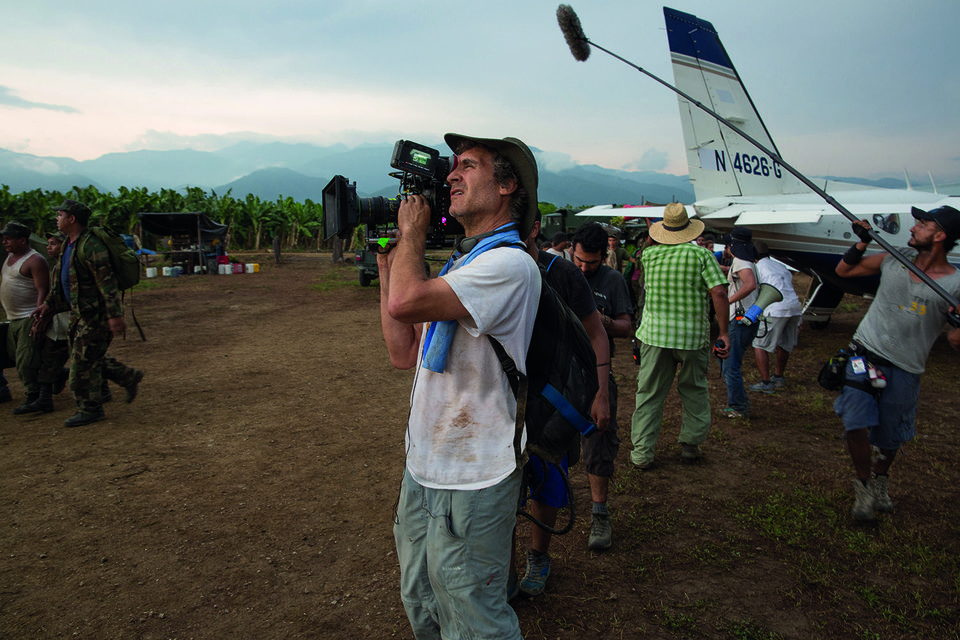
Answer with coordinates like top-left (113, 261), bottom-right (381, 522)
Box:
top-left (488, 253), bottom-right (599, 466)
top-left (82, 227), bottom-right (141, 291)
top-left (80, 226), bottom-right (146, 340)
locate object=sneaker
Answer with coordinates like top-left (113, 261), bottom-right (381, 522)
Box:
top-left (64, 408), bottom-right (106, 428)
top-left (588, 514), bottom-right (612, 551)
top-left (748, 380), bottom-right (777, 394)
top-left (519, 551), bottom-right (551, 596)
top-left (872, 474), bottom-right (895, 514)
top-left (723, 407), bottom-right (747, 419)
top-left (771, 375), bottom-right (786, 389)
top-left (851, 478), bottom-right (875, 521)
top-left (681, 444), bottom-right (703, 461)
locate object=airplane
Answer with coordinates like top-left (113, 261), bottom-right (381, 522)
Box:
top-left (660, 6), bottom-right (960, 325)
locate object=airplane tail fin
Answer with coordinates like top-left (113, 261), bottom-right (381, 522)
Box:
top-left (664, 7), bottom-right (807, 200)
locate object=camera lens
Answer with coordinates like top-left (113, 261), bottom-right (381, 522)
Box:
top-left (359, 197), bottom-right (400, 226)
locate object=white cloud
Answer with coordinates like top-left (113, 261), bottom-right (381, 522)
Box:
top-left (0, 0), bottom-right (957, 181)
top-left (624, 149), bottom-right (669, 172)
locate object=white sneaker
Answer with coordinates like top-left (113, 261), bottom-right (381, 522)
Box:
top-left (872, 474), bottom-right (895, 514)
top-left (851, 479), bottom-right (875, 521)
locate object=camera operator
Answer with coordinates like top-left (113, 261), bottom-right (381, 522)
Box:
top-left (377, 133), bottom-right (540, 640)
top-left (835, 208), bottom-right (960, 522)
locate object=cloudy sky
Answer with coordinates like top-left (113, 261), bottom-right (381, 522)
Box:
top-left (2, 0), bottom-right (959, 181)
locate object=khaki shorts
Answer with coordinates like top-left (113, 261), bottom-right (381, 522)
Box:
top-left (752, 315), bottom-right (800, 353)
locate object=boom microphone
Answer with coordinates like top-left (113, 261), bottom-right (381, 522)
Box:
top-left (553, 4), bottom-right (960, 317)
top-left (557, 4), bottom-right (590, 61)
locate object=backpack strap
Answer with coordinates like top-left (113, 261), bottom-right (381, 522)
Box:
top-left (487, 337), bottom-right (529, 466)
top-left (79, 229), bottom-right (147, 342)
top-left (485, 240), bottom-right (537, 464)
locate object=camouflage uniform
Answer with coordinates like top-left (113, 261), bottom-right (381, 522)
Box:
top-left (46, 229), bottom-right (140, 414)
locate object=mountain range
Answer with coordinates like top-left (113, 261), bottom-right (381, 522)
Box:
top-left (0, 141), bottom-right (690, 207)
top-left (0, 141), bottom-right (918, 207)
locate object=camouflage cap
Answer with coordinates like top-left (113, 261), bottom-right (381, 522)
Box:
top-left (1, 220), bottom-right (31, 239)
top-left (53, 199), bottom-right (91, 218)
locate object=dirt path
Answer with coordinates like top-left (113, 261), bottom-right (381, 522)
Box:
top-left (2, 254), bottom-right (957, 639)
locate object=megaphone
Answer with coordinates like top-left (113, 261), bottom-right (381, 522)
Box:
top-left (739, 283), bottom-right (783, 326)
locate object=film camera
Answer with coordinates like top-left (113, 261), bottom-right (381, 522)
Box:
top-left (322, 140), bottom-right (465, 246)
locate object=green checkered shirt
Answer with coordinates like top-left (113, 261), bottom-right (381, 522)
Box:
top-left (637, 243), bottom-right (726, 350)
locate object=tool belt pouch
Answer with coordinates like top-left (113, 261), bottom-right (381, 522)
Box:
top-left (817, 350), bottom-right (848, 391)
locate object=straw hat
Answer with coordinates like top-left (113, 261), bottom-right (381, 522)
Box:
top-left (648, 203), bottom-right (703, 245)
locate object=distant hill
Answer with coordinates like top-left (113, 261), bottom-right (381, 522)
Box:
top-left (80, 149), bottom-right (245, 190)
top-left (0, 140), bottom-right (697, 206)
top-left (0, 167), bottom-right (104, 194)
top-left (216, 167), bottom-right (331, 203)
top-left (13, 140), bottom-right (956, 209)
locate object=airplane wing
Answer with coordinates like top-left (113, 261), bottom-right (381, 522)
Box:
top-left (576, 204), bottom-right (671, 218)
top-left (695, 201), bottom-right (931, 226)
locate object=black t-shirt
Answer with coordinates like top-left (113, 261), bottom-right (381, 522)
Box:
top-left (584, 263), bottom-right (634, 357)
top-left (537, 251), bottom-right (596, 320)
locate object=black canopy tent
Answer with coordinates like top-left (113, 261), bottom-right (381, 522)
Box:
top-left (138, 212), bottom-right (228, 274)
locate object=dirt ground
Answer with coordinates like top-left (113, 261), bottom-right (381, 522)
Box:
top-left (2, 253), bottom-right (958, 639)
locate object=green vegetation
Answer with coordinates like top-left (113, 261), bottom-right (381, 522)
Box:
top-left (0, 184), bottom-right (577, 255)
top-left (0, 184), bottom-right (324, 253)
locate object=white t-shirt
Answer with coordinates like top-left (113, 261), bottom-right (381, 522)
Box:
top-left (756, 257), bottom-right (802, 317)
top-left (406, 247), bottom-right (541, 491)
top-left (728, 257), bottom-right (759, 320)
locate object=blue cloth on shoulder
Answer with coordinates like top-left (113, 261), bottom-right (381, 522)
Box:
top-left (420, 225), bottom-right (524, 373)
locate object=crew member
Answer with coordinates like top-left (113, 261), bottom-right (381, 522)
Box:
top-left (834, 207), bottom-right (960, 521)
top-left (570, 221), bottom-right (633, 551)
top-left (378, 134), bottom-right (540, 639)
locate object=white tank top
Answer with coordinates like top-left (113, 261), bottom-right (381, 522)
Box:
top-left (1, 249), bottom-right (42, 320)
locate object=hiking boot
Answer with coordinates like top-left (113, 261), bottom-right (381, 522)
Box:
top-left (588, 514), bottom-right (612, 551)
top-left (748, 380), bottom-right (777, 394)
top-left (519, 551), bottom-right (551, 597)
top-left (872, 474), bottom-right (895, 514)
top-left (12, 393), bottom-right (40, 415)
top-left (124, 370), bottom-right (144, 404)
top-left (14, 385), bottom-right (54, 414)
top-left (633, 458), bottom-right (653, 470)
top-left (101, 382), bottom-right (112, 403)
top-left (851, 478), bottom-right (875, 522)
top-left (0, 386), bottom-right (12, 404)
top-left (64, 408), bottom-right (106, 428)
top-left (723, 407), bottom-right (747, 419)
top-left (681, 444), bottom-right (703, 461)
top-left (771, 374), bottom-right (786, 389)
